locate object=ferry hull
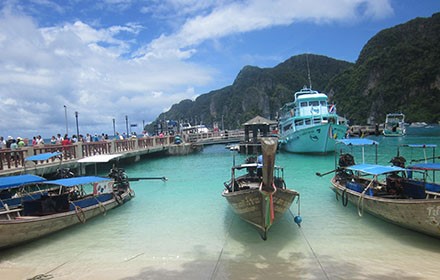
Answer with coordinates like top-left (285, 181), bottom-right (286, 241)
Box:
top-left (280, 124), bottom-right (347, 153)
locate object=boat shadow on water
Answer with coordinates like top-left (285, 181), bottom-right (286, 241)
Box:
top-left (121, 207), bottom-right (430, 280)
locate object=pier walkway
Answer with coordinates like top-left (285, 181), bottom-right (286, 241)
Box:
top-left (0, 130), bottom-right (245, 177)
top-left (0, 135), bottom-right (180, 176)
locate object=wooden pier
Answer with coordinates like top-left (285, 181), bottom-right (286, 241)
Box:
top-left (0, 135), bottom-right (202, 177)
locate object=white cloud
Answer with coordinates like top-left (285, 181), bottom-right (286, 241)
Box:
top-left (0, 0), bottom-right (395, 138)
top-left (138, 0), bottom-right (393, 59)
top-left (0, 8), bottom-right (213, 138)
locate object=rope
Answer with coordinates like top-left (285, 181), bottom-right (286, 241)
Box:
top-left (94, 197), bottom-right (107, 216)
top-left (289, 209), bottom-right (329, 280)
top-left (123, 252), bottom-right (145, 262)
top-left (210, 214), bottom-right (235, 280)
top-left (27, 261), bottom-right (68, 280)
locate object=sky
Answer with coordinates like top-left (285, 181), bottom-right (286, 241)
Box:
top-left (0, 0), bottom-right (438, 139)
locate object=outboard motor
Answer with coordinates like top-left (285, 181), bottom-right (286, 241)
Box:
top-left (108, 167), bottom-right (129, 192)
top-left (336, 153), bottom-right (355, 183)
top-left (390, 156), bottom-right (406, 168)
top-left (55, 168), bottom-right (75, 179)
top-left (339, 153), bottom-right (355, 167)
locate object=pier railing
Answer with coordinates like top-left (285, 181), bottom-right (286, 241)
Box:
top-left (0, 135), bottom-right (175, 173)
top-left (184, 129), bottom-right (244, 143)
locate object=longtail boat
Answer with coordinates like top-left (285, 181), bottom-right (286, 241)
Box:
top-left (324, 139), bottom-right (440, 238)
top-left (0, 169), bottom-right (134, 249)
top-left (222, 137), bottom-right (301, 240)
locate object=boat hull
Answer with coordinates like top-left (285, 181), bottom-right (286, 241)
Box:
top-left (0, 190), bottom-right (134, 249)
top-left (382, 129), bottom-right (405, 137)
top-left (280, 124), bottom-right (347, 153)
top-left (331, 178), bottom-right (440, 238)
top-left (222, 188), bottom-right (298, 238)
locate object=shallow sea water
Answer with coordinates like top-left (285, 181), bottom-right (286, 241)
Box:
top-left (1, 135), bottom-right (440, 279)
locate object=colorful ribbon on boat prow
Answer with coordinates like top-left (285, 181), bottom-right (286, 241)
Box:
top-left (259, 182), bottom-right (277, 227)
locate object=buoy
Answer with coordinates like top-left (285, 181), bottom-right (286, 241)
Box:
top-left (294, 215), bottom-right (302, 226)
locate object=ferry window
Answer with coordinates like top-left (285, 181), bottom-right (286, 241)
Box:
top-left (310, 101), bottom-right (319, 106)
top-left (295, 120), bottom-right (303, 126)
top-left (320, 101), bottom-right (326, 106)
top-left (284, 124), bottom-right (292, 130)
top-left (300, 102), bottom-right (307, 107)
top-left (305, 119), bottom-right (311, 125)
top-left (314, 118), bottom-right (321, 124)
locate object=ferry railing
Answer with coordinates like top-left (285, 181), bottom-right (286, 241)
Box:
top-left (185, 129), bottom-right (244, 143)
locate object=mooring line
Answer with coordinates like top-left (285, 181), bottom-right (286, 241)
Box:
top-left (27, 261), bottom-right (67, 280)
top-left (210, 214), bottom-right (235, 280)
top-left (27, 248), bottom-right (89, 280)
top-left (124, 252), bottom-right (145, 262)
top-left (289, 209), bottom-right (329, 280)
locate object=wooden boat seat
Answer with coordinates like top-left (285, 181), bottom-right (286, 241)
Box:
top-left (0, 204), bottom-right (22, 220)
top-left (425, 191), bottom-right (440, 199)
top-left (15, 216), bottom-right (39, 220)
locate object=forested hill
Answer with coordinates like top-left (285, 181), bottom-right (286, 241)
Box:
top-left (149, 13), bottom-right (440, 131)
top-left (328, 12), bottom-right (440, 124)
top-left (151, 54), bottom-right (352, 130)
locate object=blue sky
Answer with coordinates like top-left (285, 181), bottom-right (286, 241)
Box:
top-left (0, 0), bottom-right (438, 139)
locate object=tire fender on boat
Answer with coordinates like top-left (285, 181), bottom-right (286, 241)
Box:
top-left (341, 189), bottom-right (348, 207)
top-left (98, 201), bottom-right (107, 216)
top-left (75, 206), bottom-right (86, 223)
top-left (114, 193), bottom-right (123, 205)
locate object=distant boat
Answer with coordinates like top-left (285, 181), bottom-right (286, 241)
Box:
top-left (222, 137), bottom-right (301, 240)
top-left (383, 113), bottom-right (406, 137)
top-left (278, 86), bottom-right (348, 153)
top-left (406, 123), bottom-right (440, 136)
top-left (409, 122), bottom-right (428, 128)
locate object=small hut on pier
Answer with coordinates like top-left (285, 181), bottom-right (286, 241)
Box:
top-left (239, 115), bottom-right (278, 154)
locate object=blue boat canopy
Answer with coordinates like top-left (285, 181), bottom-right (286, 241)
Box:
top-left (0, 174), bottom-right (47, 190)
top-left (45, 176), bottom-right (111, 187)
top-left (407, 163), bottom-right (440, 171)
top-left (337, 138), bottom-right (379, 146)
top-left (25, 152), bottom-right (62, 161)
top-left (345, 163), bottom-right (405, 175)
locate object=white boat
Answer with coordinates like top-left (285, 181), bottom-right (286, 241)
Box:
top-left (278, 86), bottom-right (348, 153)
top-left (383, 113), bottom-right (406, 137)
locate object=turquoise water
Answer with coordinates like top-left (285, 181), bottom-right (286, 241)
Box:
top-left (1, 135), bottom-right (440, 279)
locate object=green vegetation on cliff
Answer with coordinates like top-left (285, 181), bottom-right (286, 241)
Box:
top-left (329, 12), bottom-right (440, 124)
top-left (148, 13), bottom-right (440, 131)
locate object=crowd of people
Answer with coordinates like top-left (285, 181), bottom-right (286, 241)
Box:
top-left (0, 131), bottom-right (154, 150)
